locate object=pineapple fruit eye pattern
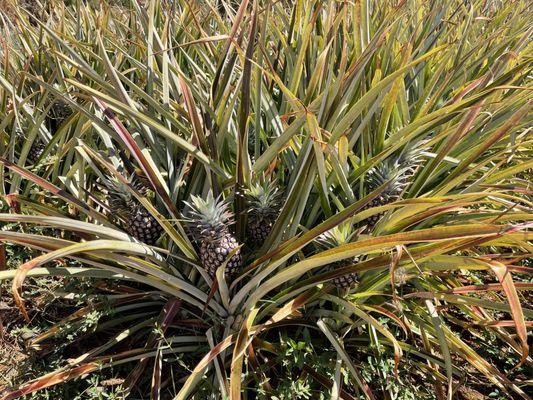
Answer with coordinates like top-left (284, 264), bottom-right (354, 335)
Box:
top-left (0, 0), bottom-right (532, 399)
top-left (104, 173), bottom-right (163, 245)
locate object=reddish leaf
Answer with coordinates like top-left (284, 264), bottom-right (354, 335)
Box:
top-left (489, 261), bottom-right (529, 367)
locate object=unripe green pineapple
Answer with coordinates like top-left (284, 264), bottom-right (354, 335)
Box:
top-left (315, 223), bottom-right (359, 289)
top-left (185, 192), bottom-right (242, 280)
top-left (105, 174), bottom-right (162, 245)
top-left (245, 180), bottom-right (282, 245)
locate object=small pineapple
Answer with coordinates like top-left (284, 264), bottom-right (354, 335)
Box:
top-left (361, 144), bottom-right (424, 230)
top-left (48, 99), bottom-right (73, 133)
top-left (105, 175), bottom-right (162, 245)
top-left (245, 180), bottom-right (282, 245)
top-left (16, 127), bottom-right (46, 164)
top-left (185, 193), bottom-right (242, 280)
top-left (393, 266), bottom-right (409, 286)
top-left (27, 140), bottom-right (45, 163)
top-left (361, 160), bottom-right (409, 229)
top-left (315, 223), bottom-right (359, 289)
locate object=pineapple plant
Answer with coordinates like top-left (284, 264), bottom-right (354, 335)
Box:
top-left (315, 223), bottom-right (359, 289)
top-left (245, 180), bottom-right (282, 245)
top-left (104, 174), bottom-right (162, 245)
top-left (185, 192), bottom-right (242, 280)
top-left (2, 1), bottom-right (532, 399)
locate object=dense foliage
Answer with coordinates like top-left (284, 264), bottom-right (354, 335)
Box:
top-left (0, 0), bottom-right (532, 399)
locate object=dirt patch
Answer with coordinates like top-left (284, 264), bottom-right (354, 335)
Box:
top-left (457, 386), bottom-right (486, 400)
top-left (0, 297), bottom-right (29, 391)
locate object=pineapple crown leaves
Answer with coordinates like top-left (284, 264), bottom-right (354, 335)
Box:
top-left (183, 191), bottom-right (234, 240)
top-left (103, 177), bottom-right (133, 206)
top-left (102, 173), bottom-right (133, 195)
top-left (315, 221), bottom-right (357, 250)
top-left (366, 141), bottom-right (427, 199)
top-left (101, 173), bottom-right (149, 214)
top-left (366, 159), bottom-right (409, 198)
top-left (396, 140), bottom-right (427, 173)
top-left (245, 179), bottom-right (282, 219)
top-left (118, 150), bottom-right (152, 190)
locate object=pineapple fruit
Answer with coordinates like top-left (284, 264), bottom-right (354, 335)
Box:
top-left (185, 192), bottom-right (242, 280)
top-left (24, 98), bottom-right (72, 164)
top-left (315, 223), bottom-right (359, 289)
top-left (27, 140), bottom-right (45, 163)
top-left (48, 99), bottom-right (72, 133)
top-left (245, 180), bottom-right (281, 245)
top-left (361, 145), bottom-right (423, 230)
top-left (15, 126), bottom-right (45, 164)
top-left (105, 174), bottom-right (162, 245)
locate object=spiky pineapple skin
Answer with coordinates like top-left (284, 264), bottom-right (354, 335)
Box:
top-left (360, 196), bottom-right (391, 229)
top-left (331, 258), bottom-right (359, 289)
top-left (28, 141), bottom-right (45, 163)
top-left (48, 100), bottom-right (73, 133)
top-left (248, 219), bottom-right (273, 244)
top-left (200, 233), bottom-right (242, 280)
top-left (332, 273), bottom-right (358, 289)
top-left (315, 226), bottom-right (359, 289)
top-left (126, 205), bottom-right (163, 245)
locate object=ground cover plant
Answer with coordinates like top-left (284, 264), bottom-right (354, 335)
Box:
top-left (0, 0), bottom-right (532, 398)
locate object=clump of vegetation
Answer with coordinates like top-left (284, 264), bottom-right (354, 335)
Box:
top-left (0, 0), bottom-right (532, 399)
